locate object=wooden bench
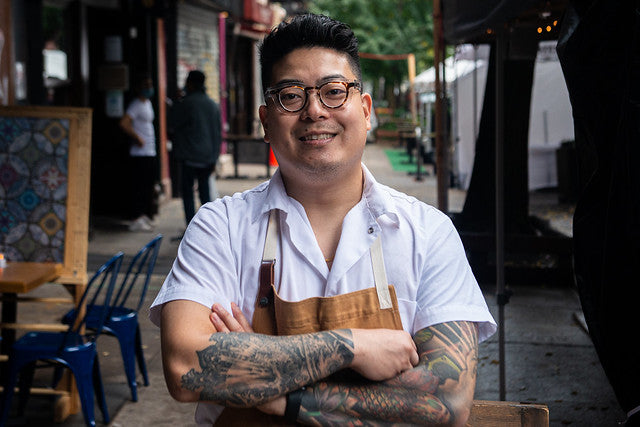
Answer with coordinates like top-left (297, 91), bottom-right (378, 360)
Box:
top-left (470, 400), bottom-right (549, 426)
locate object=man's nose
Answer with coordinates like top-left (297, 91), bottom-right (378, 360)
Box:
top-left (300, 90), bottom-right (327, 119)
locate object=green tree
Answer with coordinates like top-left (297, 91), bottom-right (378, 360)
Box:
top-left (309, 0), bottom-right (434, 109)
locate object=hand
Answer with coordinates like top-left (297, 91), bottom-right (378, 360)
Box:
top-left (256, 396), bottom-right (286, 416)
top-left (349, 328), bottom-right (419, 381)
top-left (136, 136), bottom-right (145, 147)
top-left (209, 302), bottom-right (254, 333)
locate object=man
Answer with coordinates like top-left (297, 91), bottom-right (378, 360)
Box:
top-left (151, 14), bottom-right (496, 426)
top-left (170, 70), bottom-right (222, 226)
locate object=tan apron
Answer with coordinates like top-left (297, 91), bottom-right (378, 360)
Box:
top-left (214, 211), bottom-right (403, 426)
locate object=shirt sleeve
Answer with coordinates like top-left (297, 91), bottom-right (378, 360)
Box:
top-left (125, 99), bottom-right (139, 119)
top-left (412, 215), bottom-right (497, 342)
top-left (149, 202), bottom-right (239, 327)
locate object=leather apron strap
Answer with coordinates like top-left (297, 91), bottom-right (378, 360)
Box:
top-left (252, 210), bottom-right (279, 336)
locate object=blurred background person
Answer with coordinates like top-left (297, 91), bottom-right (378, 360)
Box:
top-left (120, 73), bottom-right (157, 231)
top-left (170, 70), bottom-right (222, 227)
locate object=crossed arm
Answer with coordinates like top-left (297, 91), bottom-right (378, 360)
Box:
top-left (160, 300), bottom-right (478, 426)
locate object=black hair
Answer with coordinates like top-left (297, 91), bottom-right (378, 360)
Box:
top-left (258, 13), bottom-right (361, 91)
top-left (186, 70), bottom-right (206, 91)
top-left (134, 72), bottom-right (153, 95)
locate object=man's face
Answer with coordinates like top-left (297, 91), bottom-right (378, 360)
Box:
top-left (259, 47), bottom-right (372, 181)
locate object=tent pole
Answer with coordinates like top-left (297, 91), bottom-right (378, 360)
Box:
top-left (473, 45), bottom-right (478, 138)
top-left (433, 0), bottom-right (448, 213)
top-left (495, 28), bottom-right (508, 402)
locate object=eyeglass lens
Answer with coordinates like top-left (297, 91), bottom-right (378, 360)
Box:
top-left (278, 82), bottom-right (351, 112)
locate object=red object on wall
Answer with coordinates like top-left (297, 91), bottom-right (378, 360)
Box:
top-left (243, 0), bottom-right (273, 26)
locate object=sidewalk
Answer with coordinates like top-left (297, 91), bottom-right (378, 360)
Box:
top-left (8, 143), bottom-right (623, 426)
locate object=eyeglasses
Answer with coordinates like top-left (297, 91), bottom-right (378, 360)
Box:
top-left (264, 80), bottom-right (362, 113)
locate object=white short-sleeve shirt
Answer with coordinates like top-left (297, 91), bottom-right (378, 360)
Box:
top-left (149, 164), bottom-right (496, 425)
top-left (125, 98), bottom-right (156, 157)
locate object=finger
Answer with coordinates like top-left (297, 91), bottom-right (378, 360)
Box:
top-left (231, 302), bottom-right (254, 332)
top-left (213, 303), bottom-right (245, 332)
top-left (410, 349), bottom-right (420, 367)
top-left (209, 311), bottom-right (230, 332)
top-left (208, 314), bottom-right (220, 332)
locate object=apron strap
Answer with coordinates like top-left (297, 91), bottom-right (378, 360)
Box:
top-left (257, 211), bottom-right (279, 308)
top-left (261, 210), bottom-right (392, 310)
top-left (370, 235), bottom-right (392, 309)
top-left (262, 210), bottom-right (279, 262)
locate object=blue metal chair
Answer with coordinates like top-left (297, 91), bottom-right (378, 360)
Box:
top-left (62, 234), bottom-right (162, 402)
top-left (0, 252), bottom-right (124, 427)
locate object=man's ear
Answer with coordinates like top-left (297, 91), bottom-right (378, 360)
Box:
top-left (259, 105), bottom-right (270, 143)
top-left (361, 93), bottom-right (373, 131)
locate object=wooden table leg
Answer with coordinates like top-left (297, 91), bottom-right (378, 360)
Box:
top-left (53, 283), bottom-right (84, 420)
top-left (54, 373), bottom-right (80, 422)
top-left (1, 293), bottom-right (17, 354)
top-left (0, 293), bottom-right (17, 383)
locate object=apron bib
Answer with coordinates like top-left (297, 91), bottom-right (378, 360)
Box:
top-left (215, 211), bottom-right (403, 426)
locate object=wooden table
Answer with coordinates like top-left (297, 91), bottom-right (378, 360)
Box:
top-left (0, 261), bottom-right (82, 421)
top-left (0, 262), bottom-right (62, 354)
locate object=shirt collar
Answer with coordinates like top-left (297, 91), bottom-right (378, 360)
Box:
top-left (361, 164), bottom-right (400, 226)
top-left (251, 169), bottom-right (291, 223)
top-left (251, 164), bottom-right (400, 226)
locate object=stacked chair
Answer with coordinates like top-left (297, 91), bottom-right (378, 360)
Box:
top-left (62, 234), bottom-right (163, 402)
top-left (0, 252), bottom-right (125, 427)
top-left (1, 234), bottom-right (163, 426)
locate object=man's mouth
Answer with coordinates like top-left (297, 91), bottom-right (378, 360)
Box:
top-left (299, 133), bottom-right (335, 141)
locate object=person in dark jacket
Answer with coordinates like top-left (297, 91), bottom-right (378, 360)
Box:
top-left (171, 70), bottom-right (222, 226)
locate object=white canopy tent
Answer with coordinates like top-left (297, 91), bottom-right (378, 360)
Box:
top-left (415, 42), bottom-right (574, 190)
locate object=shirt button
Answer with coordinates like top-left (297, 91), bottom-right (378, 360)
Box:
top-left (367, 227), bottom-right (374, 234)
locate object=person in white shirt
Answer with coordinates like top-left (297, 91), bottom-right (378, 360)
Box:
top-left (151, 13), bottom-right (496, 426)
top-left (119, 74), bottom-right (157, 231)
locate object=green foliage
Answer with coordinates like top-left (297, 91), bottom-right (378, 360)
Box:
top-left (309, 0), bottom-right (434, 88)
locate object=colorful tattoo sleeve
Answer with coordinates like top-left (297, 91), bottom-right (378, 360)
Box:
top-left (297, 321), bottom-right (479, 426)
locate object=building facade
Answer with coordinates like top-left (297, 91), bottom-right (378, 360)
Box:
top-left (1, 0), bottom-right (296, 219)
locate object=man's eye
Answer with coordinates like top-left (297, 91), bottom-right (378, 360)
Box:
top-left (323, 86), bottom-right (347, 98)
top-left (281, 92), bottom-right (302, 101)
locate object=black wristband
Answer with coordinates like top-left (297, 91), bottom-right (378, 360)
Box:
top-left (284, 386), bottom-right (305, 422)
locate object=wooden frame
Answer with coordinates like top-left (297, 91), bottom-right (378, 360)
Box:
top-left (470, 400), bottom-right (549, 426)
top-left (0, 0), bottom-right (15, 105)
top-left (0, 105), bottom-right (92, 285)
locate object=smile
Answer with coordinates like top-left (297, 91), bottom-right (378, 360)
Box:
top-left (299, 133), bottom-right (335, 141)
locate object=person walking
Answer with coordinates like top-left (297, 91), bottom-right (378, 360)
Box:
top-left (120, 74), bottom-right (157, 232)
top-left (170, 70), bottom-right (222, 227)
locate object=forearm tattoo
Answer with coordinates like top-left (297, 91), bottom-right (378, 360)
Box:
top-left (298, 321), bottom-right (479, 425)
top-left (180, 330), bottom-right (354, 406)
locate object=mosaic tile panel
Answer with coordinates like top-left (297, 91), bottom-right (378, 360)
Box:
top-left (0, 116), bottom-right (69, 262)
